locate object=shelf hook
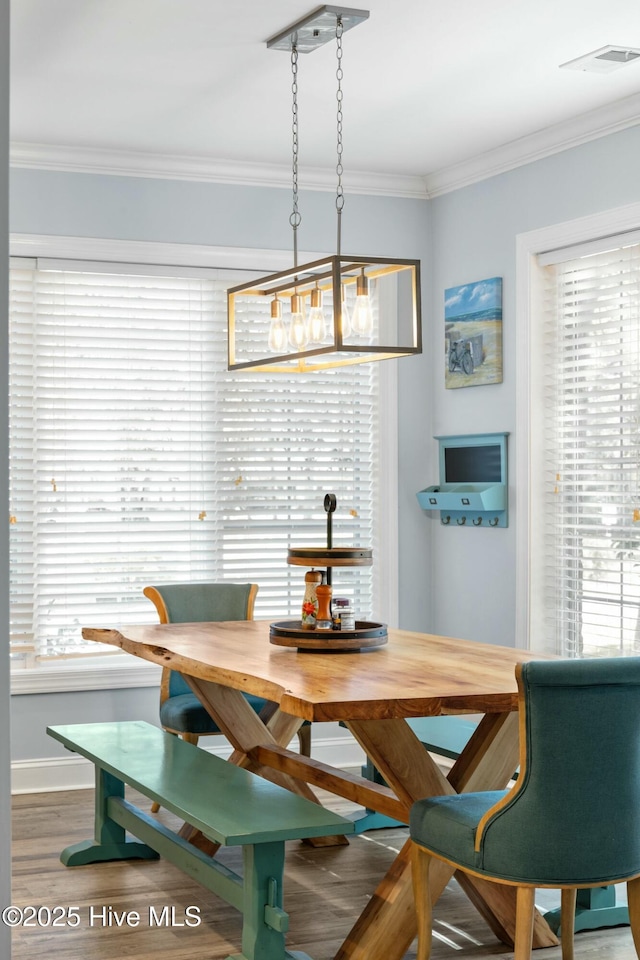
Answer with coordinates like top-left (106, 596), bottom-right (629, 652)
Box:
top-left (456, 517), bottom-right (466, 526)
top-left (473, 517), bottom-right (483, 526)
top-left (441, 515), bottom-right (451, 525)
top-left (490, 517), bottom-right (500, 527)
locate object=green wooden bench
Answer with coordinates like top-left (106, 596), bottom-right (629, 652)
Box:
top-left (47, 721), bottom-right (354, 960)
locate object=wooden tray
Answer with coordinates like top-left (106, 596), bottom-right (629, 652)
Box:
top-left (269, 620), bottom-right (387, 652)
top-left (287, 547), bottom-right (373, 567)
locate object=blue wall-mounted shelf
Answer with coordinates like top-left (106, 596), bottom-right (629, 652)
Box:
top-left (417, 432), bottom-right (509, 527)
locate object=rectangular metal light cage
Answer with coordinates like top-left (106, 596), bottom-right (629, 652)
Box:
top-left (228, 255), bottom-right (422, 372)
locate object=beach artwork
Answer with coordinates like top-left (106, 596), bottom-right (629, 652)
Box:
top-left (444, 276), bottom-right (502, 389)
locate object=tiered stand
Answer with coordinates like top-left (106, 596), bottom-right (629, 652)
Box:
top-left (269, 494), bottom-right (387, 652)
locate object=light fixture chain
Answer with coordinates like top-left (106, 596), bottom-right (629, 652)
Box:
top-left (290, 42), bottom-right (301, 269)
top-left (335, 17), bottom-right (344, 256)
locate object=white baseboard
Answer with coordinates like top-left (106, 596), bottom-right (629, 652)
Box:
top-left (11, 734), bottom-right (366, 795)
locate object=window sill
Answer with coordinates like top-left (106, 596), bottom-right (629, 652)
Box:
top-left (10, 656), bottom-right (162, 695)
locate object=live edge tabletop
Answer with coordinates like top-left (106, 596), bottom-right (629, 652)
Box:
top-left (81, 621), bottom-right (556, 960)
top-left (82, 620), bottom-right (537, 722)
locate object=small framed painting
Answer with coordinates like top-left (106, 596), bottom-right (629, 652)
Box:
top-left (444, 277), bottom-right (502, 389)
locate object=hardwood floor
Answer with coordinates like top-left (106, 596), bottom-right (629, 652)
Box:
top-left (11, 788), bottom-right (638, 959)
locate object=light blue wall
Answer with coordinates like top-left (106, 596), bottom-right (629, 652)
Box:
top-left (1, 0), bottom-right (12, 949)
top-left (407, 124), bottom-right (640, 644)
top-left (10, 687), bottom-right (160, 761)
top-left (9, 168), bottom-right (426, 257)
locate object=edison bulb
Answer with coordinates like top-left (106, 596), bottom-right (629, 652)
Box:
top-left (352, 294), bottom-right (373, 336)
top-left (289, 293), bottom-right (308, 349)
top-left (268, 297), bottom-right (287, 353)
top-left (340, 284), bottom-right (352, 338)
top-left (352, 269), bottom-right (373, 336)
top-left (308, 285), bottom-right (326, 343)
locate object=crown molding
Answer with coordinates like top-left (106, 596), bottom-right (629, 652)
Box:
top-left (11, 91), bottom-right (640, 201)
top-left (424, 92), bottom-right (640, 197)
top-left (9, 141), bottom-right (428, 199)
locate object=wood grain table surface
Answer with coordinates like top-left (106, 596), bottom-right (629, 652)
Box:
top-left (83, 620), bottom-right (539, 721)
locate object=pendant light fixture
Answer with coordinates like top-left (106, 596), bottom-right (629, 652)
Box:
top-left (227, 5), bottom-right (422, 373)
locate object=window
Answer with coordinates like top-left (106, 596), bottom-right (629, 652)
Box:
top-left (529, 235), bottom-right (640, 657)
top-left (9, 250), bottom-right (390, 672)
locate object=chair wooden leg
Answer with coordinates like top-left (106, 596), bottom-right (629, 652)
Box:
top-left (411, 842), bottom-right (433, 960)
top-left (297, 723), bottom-right (311, 757)
top-left (152, 731), bottom-right (199, 812)
top-left (627, 877), bottom-right (640, 959)
top-left (560, 888), bottom-right (576, 960)
top-left (514, 886), bottom-right (536, 960)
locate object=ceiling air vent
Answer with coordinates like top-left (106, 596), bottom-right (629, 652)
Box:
top-left (560, 45), bottom-right (640, 74)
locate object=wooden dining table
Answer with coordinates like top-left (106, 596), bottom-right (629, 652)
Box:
top-left (82, 620), bottom-right (559, 959)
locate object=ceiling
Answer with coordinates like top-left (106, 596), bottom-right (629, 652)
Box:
top-left (9, 0), bottom-right (640, 193)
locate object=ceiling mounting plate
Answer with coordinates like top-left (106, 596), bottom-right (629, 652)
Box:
top-left (267, 5), bottom-right (369, 54)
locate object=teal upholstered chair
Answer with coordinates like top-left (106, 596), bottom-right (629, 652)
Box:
top-left (144, 582), bottom-right (310, 812)
top-left (410, 658), bottom-right (640, 960)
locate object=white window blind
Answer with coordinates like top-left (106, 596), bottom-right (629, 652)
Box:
top-left (535, 239), bottom-right (640, 657)
top-left (9, 259), bottom-right (380, 665)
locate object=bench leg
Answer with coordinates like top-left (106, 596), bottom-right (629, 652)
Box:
top-left (225, 841), bottom-right (313, 960)
top-left (61, 768), bottom-right (159, 866)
